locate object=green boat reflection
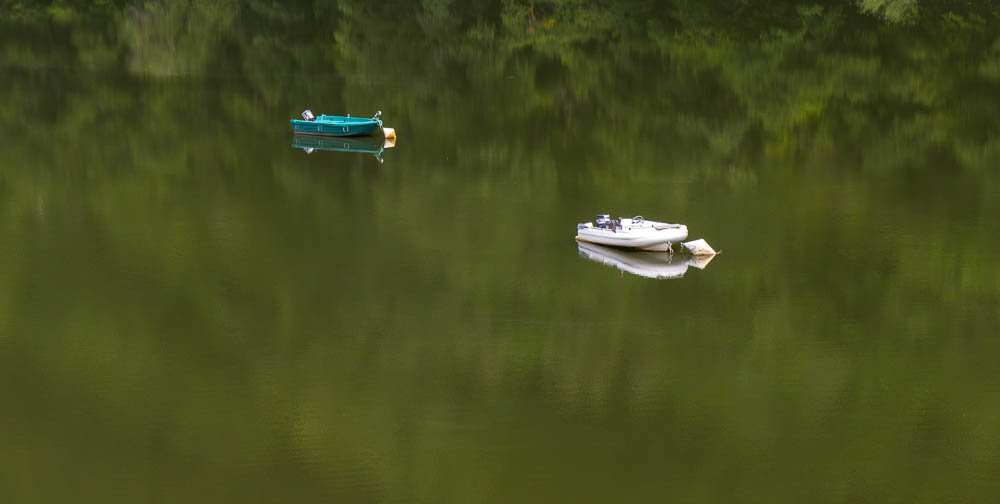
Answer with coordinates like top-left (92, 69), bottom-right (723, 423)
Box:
top-left (292, 134), bottom-right (396, 163)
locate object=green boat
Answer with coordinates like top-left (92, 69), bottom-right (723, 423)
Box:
top-left (292, 134), bottom-right (396, 163)
top-left (290, 109), bottom-right (388, 137)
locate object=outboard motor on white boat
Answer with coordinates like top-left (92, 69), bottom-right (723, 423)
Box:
top-left (301, 109), bottom-right (315, 121)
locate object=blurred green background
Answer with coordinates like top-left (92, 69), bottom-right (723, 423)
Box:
top-left (2, 1), bottom-right (1000, 501)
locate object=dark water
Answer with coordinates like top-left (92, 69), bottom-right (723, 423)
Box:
top-left (3, 2), bottom-right (1000, 501)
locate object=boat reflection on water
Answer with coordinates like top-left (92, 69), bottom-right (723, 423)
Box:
top-left (292, 134), bottom-right (396, 163)
top-left (577, 242), bottom-right (716, 279)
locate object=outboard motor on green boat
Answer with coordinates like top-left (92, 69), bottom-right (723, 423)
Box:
top-left (301, 110), bottom-right (315, 121)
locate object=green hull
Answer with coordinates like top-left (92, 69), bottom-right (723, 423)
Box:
top-left (290, 113), bottom-right (381, 137)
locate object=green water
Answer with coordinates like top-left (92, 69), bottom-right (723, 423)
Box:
top-left (3, 1), bottom-right (1000, 501)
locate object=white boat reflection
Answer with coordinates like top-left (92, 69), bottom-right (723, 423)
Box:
top-left (577, 242), bottom-right (716, 279)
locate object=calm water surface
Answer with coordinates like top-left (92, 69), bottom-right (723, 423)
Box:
top-left (2, 2), bottom-right (1000, 502)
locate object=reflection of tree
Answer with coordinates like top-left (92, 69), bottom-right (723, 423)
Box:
top-left (121, 0), bottom-right (239, 76)
top-left (858, 0), bottom-right (919, 23)
top-left (327, 0), bottom-right (1000, 174)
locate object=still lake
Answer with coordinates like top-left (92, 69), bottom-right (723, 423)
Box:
top-left (2, 2), bottom-right (1000, 501)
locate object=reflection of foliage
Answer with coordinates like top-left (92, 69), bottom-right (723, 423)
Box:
top-left (858, 0), bottom-right (918, 23)
top-left (326, 0), bottom-right (1000, 178)
top-left (121, 0), bottom-right (239, 76)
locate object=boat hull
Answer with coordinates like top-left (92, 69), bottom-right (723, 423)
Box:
top-left (290, 118), bottom-right (380, 137)
top-left (576, 223), bottom-right (688, 251)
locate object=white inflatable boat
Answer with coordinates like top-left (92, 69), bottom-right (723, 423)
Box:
top-left (575, 214), bottom-right (688, 251)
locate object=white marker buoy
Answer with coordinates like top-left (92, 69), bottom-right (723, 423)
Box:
top-left (682, 239), bottom-right (719, 256)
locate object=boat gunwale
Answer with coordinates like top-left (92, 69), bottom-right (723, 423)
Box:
top-left (313, 115), bottom-right (379, 124)
top-left (289, 129), bottom-right (378, 138)
top-left (576, 225), bottom-right (687, 239)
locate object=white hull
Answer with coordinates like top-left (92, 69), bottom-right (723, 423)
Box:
top-left (576, 219), bottom-right (687, 250)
